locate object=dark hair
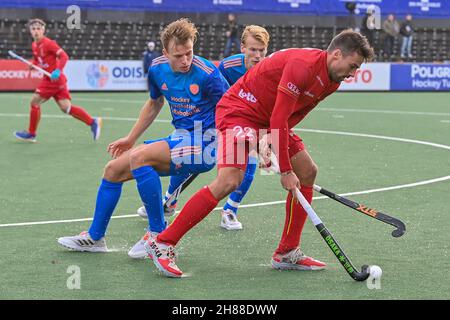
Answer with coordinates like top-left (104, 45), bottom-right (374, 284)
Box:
top-left (327, 29), bottom-right (374, 62)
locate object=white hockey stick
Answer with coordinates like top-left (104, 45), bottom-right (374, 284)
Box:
top-left (8, 50), bottom-right (52, 78)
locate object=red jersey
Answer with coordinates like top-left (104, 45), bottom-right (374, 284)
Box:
top-left (216, 48), bottom-right (340, 173)
top-left (31, 36), bottom-right (67, 83)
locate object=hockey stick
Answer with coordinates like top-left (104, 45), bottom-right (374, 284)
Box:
top-left (163, 173), bottom-right (199, 208)
top-left (313, 185), bottom-right (406, 238)
top-left (261, 147), bottom-right (405, 237)
top-left (293, 187), bottom-right (370, 281)
top-left (8, 50), bottom-right (52, 78)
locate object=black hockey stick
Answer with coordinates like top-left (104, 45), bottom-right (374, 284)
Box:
top-left (294, 188), bottom-right (370, 281)
top-left (313, 185), bottom-right (406, 238)
top-left (163, 173), bottom-right (199, 208)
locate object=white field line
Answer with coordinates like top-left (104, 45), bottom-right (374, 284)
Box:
top-left (0, 113), bottom-right (171, 123)
top-left (294, 128), bottom-right (450, 150)
top-left (0, 175), bottom-right (449, 228)
top-left (319, 107), bottom-right (450, 117)
top-left (1, 93), bottom-right (449, 117)
top-left (1, 115), bottom-right (449, 228)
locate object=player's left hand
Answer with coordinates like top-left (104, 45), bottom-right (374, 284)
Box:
top-left (50, 69), bottom-right (61, 81)
top-left (107, 136), bottom-right (134, 158)
top-left (280, 171), bottom-right (300, 191)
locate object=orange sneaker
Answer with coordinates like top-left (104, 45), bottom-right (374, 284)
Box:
top-left (271, 247), bottom-right (326, 271)
top-left (145, 237), bottom-right (182, 278)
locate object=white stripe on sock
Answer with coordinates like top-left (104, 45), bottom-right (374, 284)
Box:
top-left (226, 198), bottom-right (240, 209)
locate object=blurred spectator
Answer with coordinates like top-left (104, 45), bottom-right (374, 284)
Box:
top-left (382, 14), bottom-right (400, 58)
top-left (361, 6), bottom-right (376, 48)
top-left (143, 41), bottom-right (160, 76)
top-left (400, 14), bottom-right (414, 59)
top-left (344, 2), bottom-right (357, 30)
top-left (223, 14), bottom-right (240, 57)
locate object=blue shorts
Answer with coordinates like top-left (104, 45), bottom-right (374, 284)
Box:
top-left (144, 129), bottom-right (216, 176)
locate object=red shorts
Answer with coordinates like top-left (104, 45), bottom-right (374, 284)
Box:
top-left (35, 76), bottom-right (71, 101)
top-left (216, 116), bottom-right (305, 171)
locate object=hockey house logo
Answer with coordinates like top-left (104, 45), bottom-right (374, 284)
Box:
top-left (238, 89), bottom-right (257, 103)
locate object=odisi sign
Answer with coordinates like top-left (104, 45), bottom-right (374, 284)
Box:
top-left (339, 63), bottom-right (390, 91)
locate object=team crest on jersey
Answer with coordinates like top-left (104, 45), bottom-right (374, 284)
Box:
top-left (161, 83), bottom-right (168, 90)
top-left (189, 84), bottom-right (199, 95)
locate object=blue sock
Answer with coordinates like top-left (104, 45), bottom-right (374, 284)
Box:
top-left (88, 179), bottom-right (123, 241)
top-left (223, 157), bottom-right (257, 215)
top-left (131, 166), bottom-right (165, 233)
top-left (164, 173), bottom-right (191, 207)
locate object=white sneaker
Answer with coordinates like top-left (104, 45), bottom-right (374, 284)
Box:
top-left (57, 231), bottom-right (108, 252)
top-left (220, 209), bottom-right (243, 231)
top-left (137, 206), bottom-right (148, 219)
top-left (136, 203), bottom-right (177, 219)
top-left (128, 230), bottom-right (158, 259)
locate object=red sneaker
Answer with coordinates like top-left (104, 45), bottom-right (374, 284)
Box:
top-left (145, 237), bottom-right (182, 278)
top-left (271, 247), bottom-right (326, 271)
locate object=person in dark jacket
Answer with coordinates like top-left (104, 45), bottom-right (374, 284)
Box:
top-left (143, 41), bottom-right (160, 75)
top-left (400, 15), bottom-right (414, 59)
top-left (223, 13), bottom-right (240, 57)
top-left (361, 6), bottom-right (376, 48)
top-left (382, 14), bottom-right (400, 58)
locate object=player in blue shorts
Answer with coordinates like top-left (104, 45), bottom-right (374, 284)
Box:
top-left (136, 25), bottom-right (270, 231)
top-left (56, 19), bottom-right (229, 256)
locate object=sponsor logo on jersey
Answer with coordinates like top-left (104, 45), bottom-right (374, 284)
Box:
top-left (161, 83), bottom-right (168, 90)
top-left (189, 83), bottom-right (200, 95)
top-left (316, 75), bottom-right (324, 87)
top-left (170, 96), bottom-right (190, 103)
top-left (238, 89), bottom-right (257, 103)
top-left (304, 91), bottom-right (314, 98)
top-left (287, 82), bottom-right (301, 96)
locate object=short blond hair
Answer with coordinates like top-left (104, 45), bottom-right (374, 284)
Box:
top-left (28, 18), bottom-right (46, 28)
top-left (241, 25), bottom-right (270, 47)
top-left (160, 18), bottom-right (198, 50)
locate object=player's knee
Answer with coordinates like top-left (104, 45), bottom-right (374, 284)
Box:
top-left (103, 160), bottom-right (123, 182)
top-left (302, 163), bottom-right (318, 184)
top-left (129, 148), bottom-right (148, 168)
top-left (59, 104), bottom-right (70, 114)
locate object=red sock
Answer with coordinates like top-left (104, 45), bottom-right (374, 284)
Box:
top-left (69, 105), bottom-right (94, 126)
top-left (276, 185), bottom-right (313, 254)
top-left (158, 186), bottom-right (219, 246)
top-left (28, 104), bottom-right (41, 136)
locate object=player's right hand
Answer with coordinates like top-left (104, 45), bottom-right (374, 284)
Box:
top-left (280, 171), bottom-right (300, 191)
top-left (107, 137), bottom-right (134, 158)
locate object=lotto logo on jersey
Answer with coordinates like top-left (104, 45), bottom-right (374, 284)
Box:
top-left (238, 89), bottom-right (257, 103)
